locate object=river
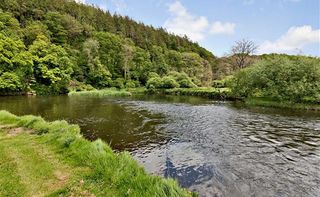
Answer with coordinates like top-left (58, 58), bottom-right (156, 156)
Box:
top-left (0, 95), bottom-right (319, 197)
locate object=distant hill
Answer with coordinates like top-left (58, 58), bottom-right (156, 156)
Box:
top-left (0, 0), bottom-right (218, 94)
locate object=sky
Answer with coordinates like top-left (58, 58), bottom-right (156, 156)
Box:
top-left (76, 0), bottom-right (320, 57)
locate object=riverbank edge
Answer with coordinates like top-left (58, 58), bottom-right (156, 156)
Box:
top-left (0, 110), bottom-right (194, 197)
top-left (244, 98), bottom-right (320, 111)
top-left (68, 88), bottom-right (132, 97)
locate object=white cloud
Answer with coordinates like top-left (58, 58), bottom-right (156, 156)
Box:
top-left (75, 0), bottom-right (85, 3)
top-left (164, 1), bottom-right (236, 42)
top-left (259, 25), bottom-right (320, 54)
top-left (210, 21), bottom-right (235, 35)
top-left (93, 1), bottom-right (128, 13)
top-left (164, 1), bottom-right (209, 41)
top-left (111, 0), bottom-right (127, 12)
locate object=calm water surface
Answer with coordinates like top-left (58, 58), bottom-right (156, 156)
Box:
top-left (0, 95), bottom-right (319, 197)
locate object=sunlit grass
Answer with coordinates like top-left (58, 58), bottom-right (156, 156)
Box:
top-left (68, 88), bottom-right (132, 97)
top-left (0, 110), bottom-right (194, 197)
top-left (245, 97), bottom-right (320, 111)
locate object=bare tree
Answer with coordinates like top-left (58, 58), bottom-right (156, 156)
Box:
top-left (229, 39), bottom-right (258, 69)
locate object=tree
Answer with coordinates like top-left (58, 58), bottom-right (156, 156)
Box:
top-left (229, 39), bottom-right (257, 70)
top-left (0, 33), bottom-right (33, 92)
top-left (23, 21), bottom-right (50, 46)
top-left (122, 44), bottom-right (134, 80)
top-left (0, 11), bottom-right (21, 38)
top-left (82, 38), bottom-right (112, 88)
top-left (29, 35), bottom-right (73, 93)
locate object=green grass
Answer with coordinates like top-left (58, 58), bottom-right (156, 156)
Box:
top-left (163, 87), bottom-right (234, 100)
top-left (68, 88), bottom-right (132, 97)
top-left (0, 111), bottom-right (194, 197)
top-left (245, 97), bottom-right (320, 111)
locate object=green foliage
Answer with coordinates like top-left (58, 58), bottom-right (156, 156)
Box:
top-left (168, 71), bottom-right (197, 88)
top-left (112, 78), bottom-right (125, 89)
top-left (212, 76), bottom-right (233, 88)
top-left (125, 80), bottom-right (139, 88)
top-left (23, 21), bottom-right (50, 46)
top-left (68, 80), bottom-right (96, 92)
top-left (0, 0), bottom-right (217, 95)
top-left (0, 72), bottom-right (22, 92)
top-left (29, 35), bottom-right (74, 94)
top-left (165, 87), bottom-right (233, 100)
top-left (231, 55), bottom-right (320, 103)
top-left (161, 76), bottom-right (180, 89)
top-left (68, 88), bottom-right (131, 97)
top-left (0, 33), bottom-right (33, 93)
top-left (82, 38), bottom-right (112, 88)
top-left (146, 77), bottom-right (162, 89)
top-left (146, 72), bottom-right (197, 90)
top-left (0, 11), bottom-right (21, 38)
top-left (147, 72), bottom-right (160, 80)
top-left (146, 76), bottom-right (179, 89)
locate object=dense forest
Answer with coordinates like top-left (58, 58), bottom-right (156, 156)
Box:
top-left (0, 0), bottom-right (217, 95)
top-left (0, 0), bottom-right (319, 104)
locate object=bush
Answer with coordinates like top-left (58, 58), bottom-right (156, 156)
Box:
top-left (32, 83), bottom-right (69, 95)
top-left (146, 77), bottom-right (162, 89)
top-left (125, 80), bottom-right (139, 88)
top-left (167, 71), bottom-right (196, 88)
top-left (191, 78), bottom-right (202, 87)
top-left (0, 72), bottom-right (23, 93)
top-left (230, 55), bottom-right (320, 103)
top-left (147, 72), bottom-right (160, 80)
top-left (212, 76), bottom-right (233, 88)
top-left (68, 81), bottom-right (95, 92)
top-left (161, 76), bottom-right (180, 89)
top-left (112, 78), bottom-right (125, 89)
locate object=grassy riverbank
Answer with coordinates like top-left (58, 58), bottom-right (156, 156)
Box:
top-left (68, 87), bottom-right (234, 100)
top-left (130, 87), bottom-right (234, 100)
top-left (163, 88), bottom-right (234, 100)
top-left (0, 111), bottom-right (193, 197)
top-left (67, 88), bottom-right (320, 111)
top-left (68, 88), bottom-right (132, 97)
top-left (245, 98), bottom-right (320, 111)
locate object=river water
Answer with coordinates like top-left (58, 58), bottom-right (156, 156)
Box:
top-left (0, 95), bottom-right (319, 197)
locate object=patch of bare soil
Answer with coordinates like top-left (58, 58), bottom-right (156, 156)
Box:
top-left (7, 127), bottom-right (32, 137)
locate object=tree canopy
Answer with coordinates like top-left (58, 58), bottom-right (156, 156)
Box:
top-left (0, 0), bottom-right (216, 94)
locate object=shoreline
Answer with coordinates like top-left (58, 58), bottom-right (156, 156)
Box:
top-left (2, 88), bottom-right (320, 111)
top-left (244, 98), bottom-right (320, 111)
top-left (0, 110), bottom-right (193, 197)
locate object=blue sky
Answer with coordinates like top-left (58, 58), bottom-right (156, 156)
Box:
top-left (77, 0), bottom-right (320, 57)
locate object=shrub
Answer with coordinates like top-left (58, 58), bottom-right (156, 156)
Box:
top-left (161, 76), bottom-right (180, 89)
top-left (125, 80), bottom-right (139, 88)
top-left (112, 78), bottom-right (125, 89)
top-left (230, 55), bottom-right (320, 103)
top-left (0, 72), bottom-right (23, 93)
top-left (147, 72), bottom-right (160, 80)
top-left (68, 80), bottom-right (95, 92)
top-left (167, 71), bottom-right (196, 88)
top-left (191, 78), bottom-right (202, 87)
top-left (212, 76), bottom-right (233, 88)
top-left (146, 77), bottom-right (162, 89)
